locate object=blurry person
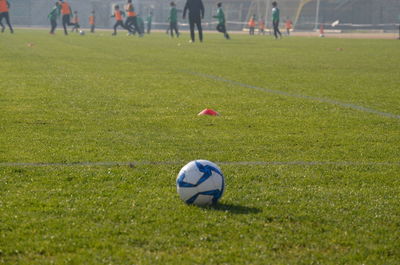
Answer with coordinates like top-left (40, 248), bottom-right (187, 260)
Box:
top-left (71, 11), bottom-right (80, 33)
top-left (183, 0), bottom-right (204, 43)
top-left (111, 5), bottom-right (126, 35)
top-left (146, 11), bottom-right (153, 34)
top-left (0, 0), bottom-right (13, 33)
top-left (137, 14), bottom-right (145, 35)
top-left (89, 10), bottom-right (95, 33)
top-left (169, 2), bottom-right (179, 38)
top-left (248, 15), bottom-right (256, 35)
top-left (285, 17), bottom-right (292, 35)
top-left (272, 1), bottom-right (282, 39)
top-left (213, 2), bottom-right (229, 39)
top-left (0, 20), bottom-right (4, 33)
top-left (48, 2), bottom-right (60, 35)
top-left (59, 0), bottom-right (75, 35)
top-left (125, 0), bottom-right (141, 36)
top-left (258, 18), bottom-right (265, 35)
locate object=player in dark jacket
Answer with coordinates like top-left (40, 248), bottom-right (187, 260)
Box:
top-left (183, 0), bottom-right (204, 42)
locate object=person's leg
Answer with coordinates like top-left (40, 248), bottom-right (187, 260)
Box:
top-left (0, 13), bottom-right (5, 32)
top-left (62, 15), bottom-right (68, 35)
top-left (216, 24), bottom-right (223, 33)
top-left (113, 21), bottom-right (118, 35)
top-left (0, 18), bottom-right (5, 33)
top-left (174, 22), bottom-right (179, 37)
top-left (3, 12), bottom-right (13, 33)
top-left (91, 24), bottom-right (95, 33)
top-left (196, 17), bottom-right (203, 42)
top-left (170, 22), bottom-right (174, 37)
top-left (189, 16), bottom-right (195, 42)
top-left (222, 24), bottom-right (229, 39)
top-left (125, 17), bottom-right (133, 33)
top-left (50, 19), bottom-right (57, 34)
top-left (276, 21), bottom-right (282, 37)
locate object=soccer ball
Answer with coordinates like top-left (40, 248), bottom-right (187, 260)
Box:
top-left (79, 30), bottom-right (85, 35)
top-left (176, 160), bottom-right (225, 206)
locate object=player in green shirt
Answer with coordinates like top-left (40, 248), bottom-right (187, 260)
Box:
top-left (48, 2), bottom-right (60, 34)
top-left (272, 1), bottom-right (282, 39)
top-left (169, 2), bottom-right (179, 37)
top-left (146, 11), bottom-right (153, 34)
top-left (213, 2), bottom-right (230, 39)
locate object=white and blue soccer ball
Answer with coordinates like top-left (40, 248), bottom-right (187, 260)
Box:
top-left (79, 30), bottom-right (85, 35)
top-left (176, 160), bottom-right (225, 206)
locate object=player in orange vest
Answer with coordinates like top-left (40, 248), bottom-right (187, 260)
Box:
top-left (248, 15), bottom-right (256, 35)
top-left (285, 17), bottom-right (292, 36)
top-left (89, 11), bottom-right (95, 33)
top-left (111, 5), bottom-right (126, 35)
top-left (58, 0), bottom-right (75, 35)
top-left (0, 0), bottom-right (13, 33)
top-left (125, 0), bottom-right (141, 36)
top-left (71, 11), bottom-right (80, 33)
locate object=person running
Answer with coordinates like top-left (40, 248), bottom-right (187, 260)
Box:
top-left (48, 2), bottom-right (60, 35)
top-left (146, 11), bottom-right (153, 34)
top-left (169, 2), bottom-right (179, 38)
top-left (285, 17), bottom-right (292, 36)
top-left (71, 11), bottom-right (80, 33)
top-left (248, 15), bottom-right (256, 35)
top-left (89, 11), bottom-right (95, 33)
top-left (111, 5), bottom-right (126, 35)
top-left (213, 2), bottom-right (229, 39)
top-left (125, 0), bottom-right (141, 36)
top-left (183, 0), bottom-right (204, 43)
top-left (272, 1), bottom-right (282, 39)
top-left (0, 0), bottom-right (14, 34)
top-left (259, 18), bottom-right (265, 35)
top-left (59, 0), bottom-right (74, 35)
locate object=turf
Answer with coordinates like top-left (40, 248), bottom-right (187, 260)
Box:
top-left (0, 30), bottom-right (399, 264)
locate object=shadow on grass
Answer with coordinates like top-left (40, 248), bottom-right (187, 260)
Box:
top-left (204, 203), bottom-right (262, 215)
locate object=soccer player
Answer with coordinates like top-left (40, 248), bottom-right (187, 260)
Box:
top-left (285, 17), bottom-right (292, 36)
top-left (258, 18), bottom-right (265, 35)
top-left (89, 11), bottom-right (95, 33)
top-left (71, 11), bottom-right (80, 33)
top-left (248, 15), bottom-right (256, 35)
top-left (146, 11), bottom-right (153, 34)
top-left (59, 0), bottom-right (75, 35)
top-left (272, 1), bottom-right (282, 39)
top-left (0, 0), bottom-right (13, 34)
top-left (213, 2), bottom-right (229, 39)
top-left (169, 2), bottom-right (179, 38)
top-left (111, 5), bottom-right (126, 36)
top-left (137, 15), bottom-right (145, 35)
top-left (48, 2), bottom-right (60, 35)
top-left (125, 0), bottom-right (141, 36)
top-left (183, 0), bottom-right (205, 43)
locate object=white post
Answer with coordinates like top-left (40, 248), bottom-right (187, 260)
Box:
top-left (314, 0), bottom-right (320, 30)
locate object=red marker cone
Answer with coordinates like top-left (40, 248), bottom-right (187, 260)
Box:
top-left (198, 108), bottom-right (219, 116)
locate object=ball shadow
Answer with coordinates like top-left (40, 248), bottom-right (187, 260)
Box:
top-left (206, 203), bottom-right (262, 215)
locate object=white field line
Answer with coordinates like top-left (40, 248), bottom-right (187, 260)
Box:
top-left (0, 161), bottom-right (398, 168)
top-left (183, 71), bottom-right (400, 121)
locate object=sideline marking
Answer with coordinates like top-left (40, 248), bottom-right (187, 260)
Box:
top-left (0, 161), bottom-right (398, 168)
top-left (184, 71), bottom-right (400, 120)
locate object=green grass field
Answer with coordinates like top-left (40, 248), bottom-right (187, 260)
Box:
top-left (1, 30), bottom-right (399, 264)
